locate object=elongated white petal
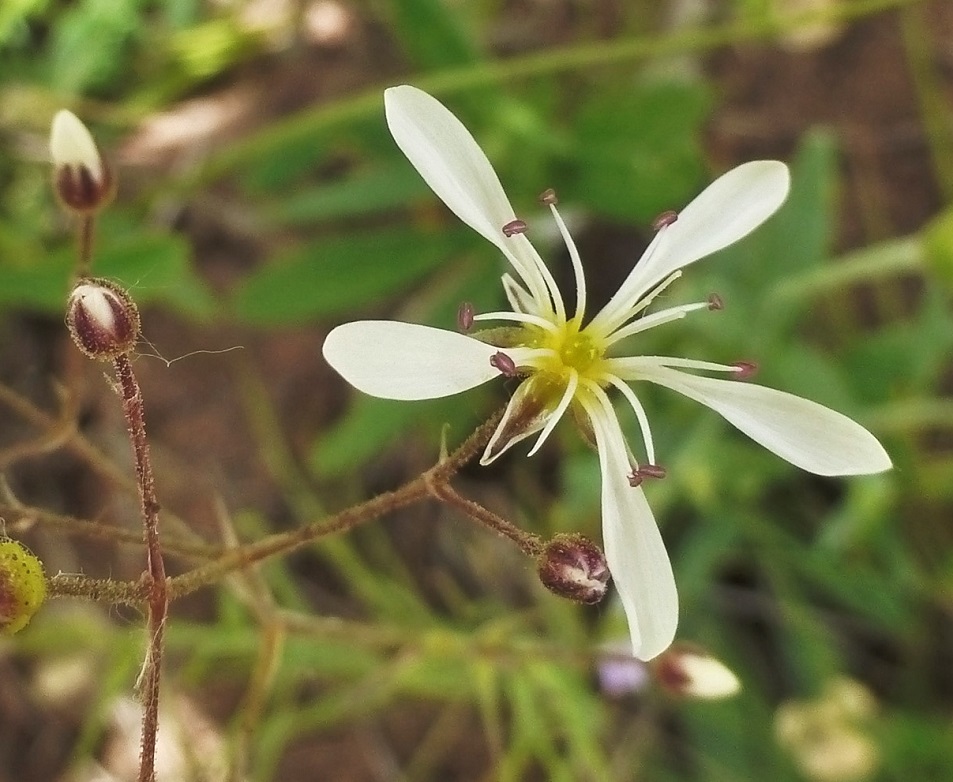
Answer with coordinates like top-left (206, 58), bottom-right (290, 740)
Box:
top-left (323, 320), bottom-right (525, 400)
top-left (646, 161), bottom-right (790, 283)
top-left (386, 86), bottom-right (512, 240)
top-left (593, 161), bottom-right (790, 333)
top-left (635, 365), bottom-right (891, 476)
top-left (584, 395), bottom-right (678, 661)
top-left (384, 86), bottom-right (552, 313)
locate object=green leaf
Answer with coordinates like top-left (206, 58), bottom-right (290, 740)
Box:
top-left (923, 204), bottom-right (953, 290)
top-left (0, 0), bottom-right (49, 46)
top-left (387, 0), bottom-right (479, 69)
top-left (570, 78), bottom-right (711, 222)
top-left (48, 0), bottom-right (140, 93)
top-left (310, 394), bottom-right (480, 477)
top-left (0, 227), bottom-right (214, 317)
top-left (261, 162), bottom-right (430, 226)
top-left (230, 227), bottom-right (470, 325)
top-left (844, 285), bottom-right (953, 402)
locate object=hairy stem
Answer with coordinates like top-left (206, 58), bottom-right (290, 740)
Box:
top-left (168, 409), bottom-right (506, 599)
top-left (113, 353), bottom-right (167, 782)
top-left (426, 481), bottom-right (542, 557)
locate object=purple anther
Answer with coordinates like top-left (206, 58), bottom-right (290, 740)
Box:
top-left (490, 351), bottom-right (518, 377)
top-left (457, 301), bottom-right (475, 331)
top-left (627, 464), bottom-right (667, 487)
top-left (707, 293), bottom-right (724, 311)
top-left (652, 210), bottom-right (679, 231)
top-left (502, 219), bottom-right (528, 237)
top-left (732, 361), bottom-right (758, 380)
top-left (539, 188), bottom-right (558, 205)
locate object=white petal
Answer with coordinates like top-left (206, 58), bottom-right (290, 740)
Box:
top-left (323, 320), bottom-right (522, 400)
top-left (386, 86), bottom-right (514, 245)
top-left (593, 161), bottom-right (789, 332)
top-left (636, 365), bottom-right (891, 476)
top-left (586, 402), bottom-right (678, 661)
top-left (384, 86), bottom-right (551, 311)
top-left (50, 109), bottom-right (103, 183)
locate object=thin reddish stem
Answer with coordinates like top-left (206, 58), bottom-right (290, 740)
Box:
top-left (113, 353), bottom-right (167, 782)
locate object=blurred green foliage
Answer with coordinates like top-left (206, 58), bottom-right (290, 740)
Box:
top-left (3, 0), bottom-right (952, 780)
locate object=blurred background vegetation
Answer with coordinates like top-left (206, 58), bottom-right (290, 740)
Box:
top-left (1, 0), bottom-right (952, 779)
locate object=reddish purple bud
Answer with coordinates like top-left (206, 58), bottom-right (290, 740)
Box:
top-left (502, 219), bottom-right (528, 237)
top-left (66, 278), bottom-right (140, 360)
top-left (537, 534), bottom-right (610, 605)
top-left (707, 293), bottom-right (724, 311)
top-left (489, 351), bottom-right (518, 377)
top-left (627, 464), bottom-right (667, 487)
top-left (652, 210), bottom-right (679, 231)
top-left (538, 188), bottom-right (558, 205)
top-left (457, 301), bottom-right (475, 331)
top-left (732, 361), bottom-right (758, 380)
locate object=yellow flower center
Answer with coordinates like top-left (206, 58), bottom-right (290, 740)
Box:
top-left (527, 319), bottom-right (606, 386)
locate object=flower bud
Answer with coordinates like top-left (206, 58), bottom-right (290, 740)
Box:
top-left (66, 278), bottom-right (140, 360)
top-left (0, 538), bottom-right (47, 634)
top-left (49, 109), bottom-right (114, 214)
top-left (537, 533), bottom-right (610, 605)
top-left (652, 644), bottom-right (741, 699)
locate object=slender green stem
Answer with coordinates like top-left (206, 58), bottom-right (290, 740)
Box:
top-left (899, 5), bottom-right (953, 201)
top-left (173, 0), bottom-right (922, 191)
top-left (765, 235), bottom-right (923, 305)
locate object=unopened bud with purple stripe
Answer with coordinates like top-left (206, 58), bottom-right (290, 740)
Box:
top-left (537, 533), bottom-right (610, 605)
top-left (50, 110), bottom-right (114, 214)
top-left (66, 278), bottom-right (140, 360)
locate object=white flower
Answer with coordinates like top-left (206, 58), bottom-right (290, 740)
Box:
top-left (322, 85), bottom-right (891, 660)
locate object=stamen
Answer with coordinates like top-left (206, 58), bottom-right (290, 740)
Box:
top-left (732, 361), bottom-right (758, 379)
top-left (472, 310), bottom-right (560, 332)
top-left (527, 371), bottom-right (578, 457)
top-left (457, 301), bottom-right (475, 331)
top-left (539, 188), bottom-right (558, 205)
top-left (628, 464), bottom-right (667, 487)
top-left (652, 210), bottom-right (678, 231)
top-left (603, 375), bottom-right (656, 465)
top-left (630, 271), bottom-right (682, 318)
top-left (490, 351), bottom-right (518, 377)
top-left (547, 202), bottom-right (587, 322)
top-left (707, 293), bottom-right (724, 311)
top-left (502, 219), bottom-right (528, 237)
top-left (603, 301), bottom-right (705, 348)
